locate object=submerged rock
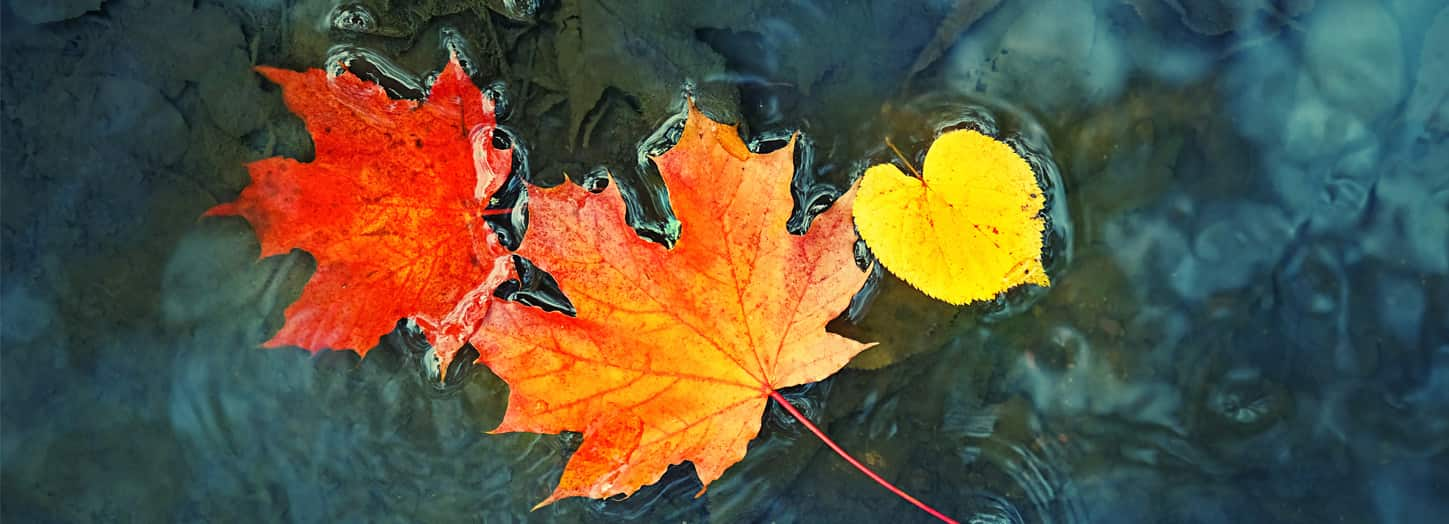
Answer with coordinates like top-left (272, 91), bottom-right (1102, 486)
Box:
top-left (6, 0), bottom-right (103, 24)
top-left (945, 0), bottom-right (1127, 113)
top-left (1304, 0), bottom-right (1407, 121)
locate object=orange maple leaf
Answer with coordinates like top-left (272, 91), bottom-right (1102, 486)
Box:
top-left (207, 56), bottom-right (515, 360)
top-left (470, 102), bottom-right (874, 507)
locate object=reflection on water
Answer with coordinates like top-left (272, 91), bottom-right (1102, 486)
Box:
top-left (3, 0), bottom-right (1447, 522)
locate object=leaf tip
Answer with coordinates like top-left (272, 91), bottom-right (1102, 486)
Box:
top-left (202, 202), bottom-right (237, 218)
top-left (531, 491), bottom-right (567, 511)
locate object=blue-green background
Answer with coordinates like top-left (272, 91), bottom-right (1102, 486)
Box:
top-left (3, 0), bottom-right (1447, 522)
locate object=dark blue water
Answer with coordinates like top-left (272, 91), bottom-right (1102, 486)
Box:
top-left (3, 1), bottom-right (1447, 522)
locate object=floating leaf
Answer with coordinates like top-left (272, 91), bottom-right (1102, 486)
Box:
top-left (853, 129), bottom-right (1049, 304)
top-left (469, 102), bottom-right (873, 506)
top-left (206, 56), bottom-right (515, 363)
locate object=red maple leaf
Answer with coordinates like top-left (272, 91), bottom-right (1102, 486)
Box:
top-left (207, 56), bottom-right (514, 363)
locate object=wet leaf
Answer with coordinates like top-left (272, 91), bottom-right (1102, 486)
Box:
top-left (853, 129), bottom-right (1049, 305)
top-left (206, 56), bottom-right (515, 362)
top-left (468, 102), bottom-right (870, 506)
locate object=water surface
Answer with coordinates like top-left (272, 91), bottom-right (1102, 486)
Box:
top-left (3, 1), bottom-right (1447, 522)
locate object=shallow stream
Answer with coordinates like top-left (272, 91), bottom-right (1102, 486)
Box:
top-left (3, 1), bottom-right (1447, 522)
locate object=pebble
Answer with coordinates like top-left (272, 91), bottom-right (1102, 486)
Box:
top-left (1304, 0), bottom-right (1407, 120)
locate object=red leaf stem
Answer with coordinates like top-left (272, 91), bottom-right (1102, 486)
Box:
top-left (768, 389), bottom-right (958, 524)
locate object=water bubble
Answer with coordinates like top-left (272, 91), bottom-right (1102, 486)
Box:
top-left (580, 166), bottom-right (611, 193)
top-left (330, 4), bottom-right (377, 34)
top-left (324, 45), bottom-right (426, 100)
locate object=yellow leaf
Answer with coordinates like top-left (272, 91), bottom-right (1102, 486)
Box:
top-left (853, 129), bottom-right (1050, 305)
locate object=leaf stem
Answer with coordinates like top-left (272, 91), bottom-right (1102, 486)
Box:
top-left (768, 390), bottom-right (958, 524)
top-left (884, 137), bottom-right (923, 179)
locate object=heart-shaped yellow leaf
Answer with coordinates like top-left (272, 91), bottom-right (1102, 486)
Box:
top-left (853, 129), bottom-right (1049, 304)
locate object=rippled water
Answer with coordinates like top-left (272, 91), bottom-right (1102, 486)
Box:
top-left (3, 1), bottom-right (1447, 522)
